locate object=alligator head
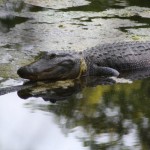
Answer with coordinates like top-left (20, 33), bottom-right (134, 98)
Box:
top-left (17, 51), bottom-right (87, 81)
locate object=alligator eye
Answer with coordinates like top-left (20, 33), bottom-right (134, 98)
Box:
top-left (49, 53), bottom-right (56, 59)
top-left (61, 60), bottom-right (74, 68)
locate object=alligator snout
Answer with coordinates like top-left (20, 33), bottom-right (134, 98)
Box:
top-left (17, 66), bottom-right (35, 80)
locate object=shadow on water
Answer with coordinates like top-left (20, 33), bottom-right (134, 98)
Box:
top-left (100, 15), bottom-right (150, 32)
top-left (1, 0), bottom-right (47, 12)
top-left (60, 0), bottom-right (126, 12)
top-left (0, 16), bottom-right (29, 33)
top-left (60, 0), bottom-right (150, 12)
top-left (127, 0), bottom-right (150, 7)
top-left (0, 0), bottom-right (47, 33)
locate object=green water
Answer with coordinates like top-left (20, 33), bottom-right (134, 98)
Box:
top-left (0, 0), bottom-right (150, 150)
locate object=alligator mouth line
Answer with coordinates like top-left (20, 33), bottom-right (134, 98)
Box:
top-left (36, 67), bottom-right (62, 80)
top-left (37, 58), bottom-right (87, 80)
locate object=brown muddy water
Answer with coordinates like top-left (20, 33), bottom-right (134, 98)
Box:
top-left (0, 0), bottom-right (150, 150)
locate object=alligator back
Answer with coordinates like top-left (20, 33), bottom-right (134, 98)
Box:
top-left (84, 41), bottom-right (150, 71)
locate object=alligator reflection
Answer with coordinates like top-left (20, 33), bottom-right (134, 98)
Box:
top-left (18, 68), bottom-right (150, 103)
top-left (17, 77), bottom-right (116, 102)
top-left (19, 69), bottom-right (150, 149)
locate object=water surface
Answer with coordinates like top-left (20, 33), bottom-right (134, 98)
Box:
top-left (0, 0), bottom-right (150, 150)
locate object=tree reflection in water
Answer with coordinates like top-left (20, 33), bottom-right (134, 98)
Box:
top-left (18, 70), bottom-right (150, 150)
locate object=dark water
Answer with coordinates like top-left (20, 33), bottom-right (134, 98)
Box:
top-left (60, 0), bottom-right (150, 12)
top-left (0, 0), bottom-right (150, 150)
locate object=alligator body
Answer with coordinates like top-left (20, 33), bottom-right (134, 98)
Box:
top-left (17, 41), bottom-right (150, 81)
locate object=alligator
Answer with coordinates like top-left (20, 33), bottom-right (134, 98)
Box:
top-left (17, 41), bottom-right (150, 81)
top-left (1, 67), bottom-right (150, 99)
top-left (15, 67), bottom-right (150, 102)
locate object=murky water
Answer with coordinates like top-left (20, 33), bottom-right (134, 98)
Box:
top-left (0, 0), bottom-right (150, 150)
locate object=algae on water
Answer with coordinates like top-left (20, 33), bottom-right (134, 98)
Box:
top-left (0, 0), bottom-right (150, 80)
